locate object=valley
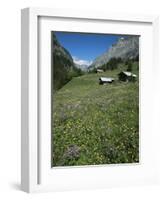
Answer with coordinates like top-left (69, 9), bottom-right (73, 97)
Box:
top-left (52, 32), bottom-right (139, 167)
top-left (52, 62), bottom-right (139, 166)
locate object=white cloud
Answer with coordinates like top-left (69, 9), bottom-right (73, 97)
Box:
top-left (73, 56), bottom-right (92, 66)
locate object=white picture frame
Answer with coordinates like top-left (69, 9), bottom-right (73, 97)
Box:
top-left (21, 7), bottom-right (159, 193)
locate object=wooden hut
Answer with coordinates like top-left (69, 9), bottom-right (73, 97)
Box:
top-left (99, 77), bottom-right (114, 84)
top-left (96, 69), bottom-right (104, 73)
top-left (118, 71), bottom-right (137, 82)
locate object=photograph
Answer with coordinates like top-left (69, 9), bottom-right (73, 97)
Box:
top-left (51, 31), bottom-right (139, 167)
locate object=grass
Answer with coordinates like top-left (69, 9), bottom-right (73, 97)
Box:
top-left (52, 63), bottom-right (139, 166)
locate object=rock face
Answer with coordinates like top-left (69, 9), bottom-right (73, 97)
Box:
top-left (89, 36), bottom-right (139, 69)
top-left (53, 33), bottom-right (74, 69)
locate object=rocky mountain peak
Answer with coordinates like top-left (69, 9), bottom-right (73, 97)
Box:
top-left (89, 36), bottom-right (139, 69)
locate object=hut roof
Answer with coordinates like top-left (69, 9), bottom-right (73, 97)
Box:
top-left (97, 69), bottom-right (104, 72)
top-left (99, 77), bottom-right (114, 82)
top-left (120, 71), bottom-right (137, 77)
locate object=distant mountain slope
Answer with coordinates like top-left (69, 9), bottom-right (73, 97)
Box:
top-left (74, 63), bottom-right (89, 72)
top-left (53, 33), bottom-right (74, 65)
top-left (73, 57), bottom-right (92, 72)
top-left (52, 33), bottom-right (82, 90)
top-left (89, 36), bottom-right (139, 69)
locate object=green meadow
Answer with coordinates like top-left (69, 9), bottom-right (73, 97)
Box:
top-left (52, 62), bottom-right (139, 166)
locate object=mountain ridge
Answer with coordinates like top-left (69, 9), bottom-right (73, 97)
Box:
top-left (89, 36), bottom-right (139, 69)
top-left (53, 33), bottom-right (82, 90)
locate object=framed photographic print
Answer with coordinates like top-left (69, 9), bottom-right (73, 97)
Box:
top-left (21, 8), bottom-right (159, 193)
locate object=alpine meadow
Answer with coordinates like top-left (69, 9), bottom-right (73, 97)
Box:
top-left (52, 32), bottom-right (139, 167)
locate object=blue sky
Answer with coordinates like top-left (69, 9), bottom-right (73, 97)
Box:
top-left (54, 32), bottom-right (122, 65)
